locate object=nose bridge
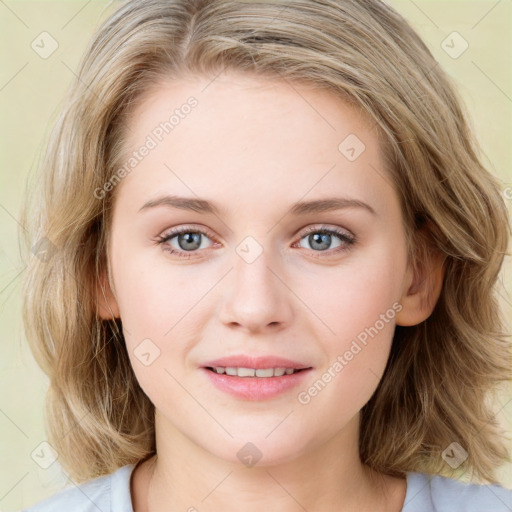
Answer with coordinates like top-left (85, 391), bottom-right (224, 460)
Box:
top-left (232, 233), bottom-right (278, 294)
top-left (218, 233), bottom-right (291, 331)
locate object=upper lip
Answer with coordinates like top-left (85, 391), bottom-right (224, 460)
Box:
top-left (201, 355), bottom-right (312, 370)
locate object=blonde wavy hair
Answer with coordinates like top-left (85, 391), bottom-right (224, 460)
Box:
top-left (20, 0), bottom-right (511, 485)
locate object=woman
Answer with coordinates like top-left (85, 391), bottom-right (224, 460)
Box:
top-left (21, 1), bottom-right (512, 510)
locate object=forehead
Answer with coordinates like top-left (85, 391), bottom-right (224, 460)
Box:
top-left (123, 71), bottom-right (376, 147)
top-left (113, 71), bottom-right (392, 215)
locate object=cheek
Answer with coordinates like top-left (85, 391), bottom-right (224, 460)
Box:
top-left (110, 253), bottom-right (208, 393)
top-left (302, 245), bottom-right (404, 396)
top-left (301, 243), bottom-right (405, 340)
top-left (111, 244), bottom-right (195, 337)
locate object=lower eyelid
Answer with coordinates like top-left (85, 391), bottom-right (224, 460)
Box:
top-left (160, 229), bottom-right (348, 244)
top-left (159, 227), bottom-right (355, 258)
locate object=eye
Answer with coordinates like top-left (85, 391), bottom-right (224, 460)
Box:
top-left (155, 224), bottom-right (356, 259)
top-left (293, 225), bottom-right (356, 256)
top-left (155, 226), bottom-right (217, 259)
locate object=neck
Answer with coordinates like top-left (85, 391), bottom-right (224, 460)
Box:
top-left (131, 412), bottom-right (406, 512)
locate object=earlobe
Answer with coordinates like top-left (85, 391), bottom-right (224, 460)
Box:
top-left (96, 269), bottom-right (121, 320)
top-left (395, 246), bottom-right (446, 327)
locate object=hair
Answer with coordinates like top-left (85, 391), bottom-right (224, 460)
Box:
top-left (20, 0), bottom-right (511, 485)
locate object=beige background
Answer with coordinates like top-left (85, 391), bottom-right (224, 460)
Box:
top-left (0, 0), bottom-right (511, 510)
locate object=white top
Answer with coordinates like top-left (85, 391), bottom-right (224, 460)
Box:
top-left (22, 463), bottom-right (512, 511)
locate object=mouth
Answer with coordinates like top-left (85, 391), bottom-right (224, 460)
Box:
top-left (201, 364), bottom-right (313, 401)
top-left (203, 366), bottom-right (310, 377)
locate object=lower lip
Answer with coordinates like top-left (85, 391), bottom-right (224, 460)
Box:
top-left (201, 368), bottom-right (312, 401)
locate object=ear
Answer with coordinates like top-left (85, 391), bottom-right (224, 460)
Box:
top-left (96, 267), bottom-right (120, 320)
top-left (395, 227), bottom-right (446, 327)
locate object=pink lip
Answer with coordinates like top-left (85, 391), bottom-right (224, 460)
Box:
top-left (200, 355), bottom-right (313, 401)
top-left (201, 355), bottom-right (311, 370)
top-left (201, 368), bottom-right (312, 401)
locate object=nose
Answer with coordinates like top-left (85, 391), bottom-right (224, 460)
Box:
top-left (217, 241), bottom-right (293, 334)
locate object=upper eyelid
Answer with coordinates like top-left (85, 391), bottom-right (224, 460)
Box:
top-left (300, 224), bottom-right (353, 236)
top-left (158, 225), bottom-right (356, 261)
top-left (160, 224), bottom-right (218, 241)
top-left (159, 224), bottom-right (355, 244)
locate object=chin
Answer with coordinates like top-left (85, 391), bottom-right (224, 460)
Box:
top-left (201, 432), bottom-right (310, 468)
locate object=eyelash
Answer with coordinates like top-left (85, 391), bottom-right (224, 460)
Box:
top-left (155, 224), bottom-right (356, 260)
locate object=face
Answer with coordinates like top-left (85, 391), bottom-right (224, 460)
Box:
top-left (103, 72), bottom-right (414, 466)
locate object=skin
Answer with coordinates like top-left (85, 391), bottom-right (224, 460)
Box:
top-left (97, 71), bottom-right (444, 512)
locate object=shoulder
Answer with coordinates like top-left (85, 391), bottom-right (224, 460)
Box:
top-left (403, 471), bottom-right (512, 512)
top-left (22, 464), bottom-right (136, 512)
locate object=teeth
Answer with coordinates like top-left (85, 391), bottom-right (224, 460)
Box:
top-left (212, 367), bottom-right (299, 377)
top-left (238, 367), bottom-right (255, 377)
top-left (256, 368), bottom-right (274, 377)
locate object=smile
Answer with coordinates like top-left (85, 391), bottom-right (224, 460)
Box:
top-left (206, 367), bottom-right (305, 377)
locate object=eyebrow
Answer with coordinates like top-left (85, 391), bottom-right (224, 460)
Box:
top-left (138, 194), bottom-right (377, 217)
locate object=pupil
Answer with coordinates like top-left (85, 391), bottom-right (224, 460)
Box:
top-left (180, 232), bottom-right (201, 250)
top-left (311, 233), bottom-right (330, 250)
